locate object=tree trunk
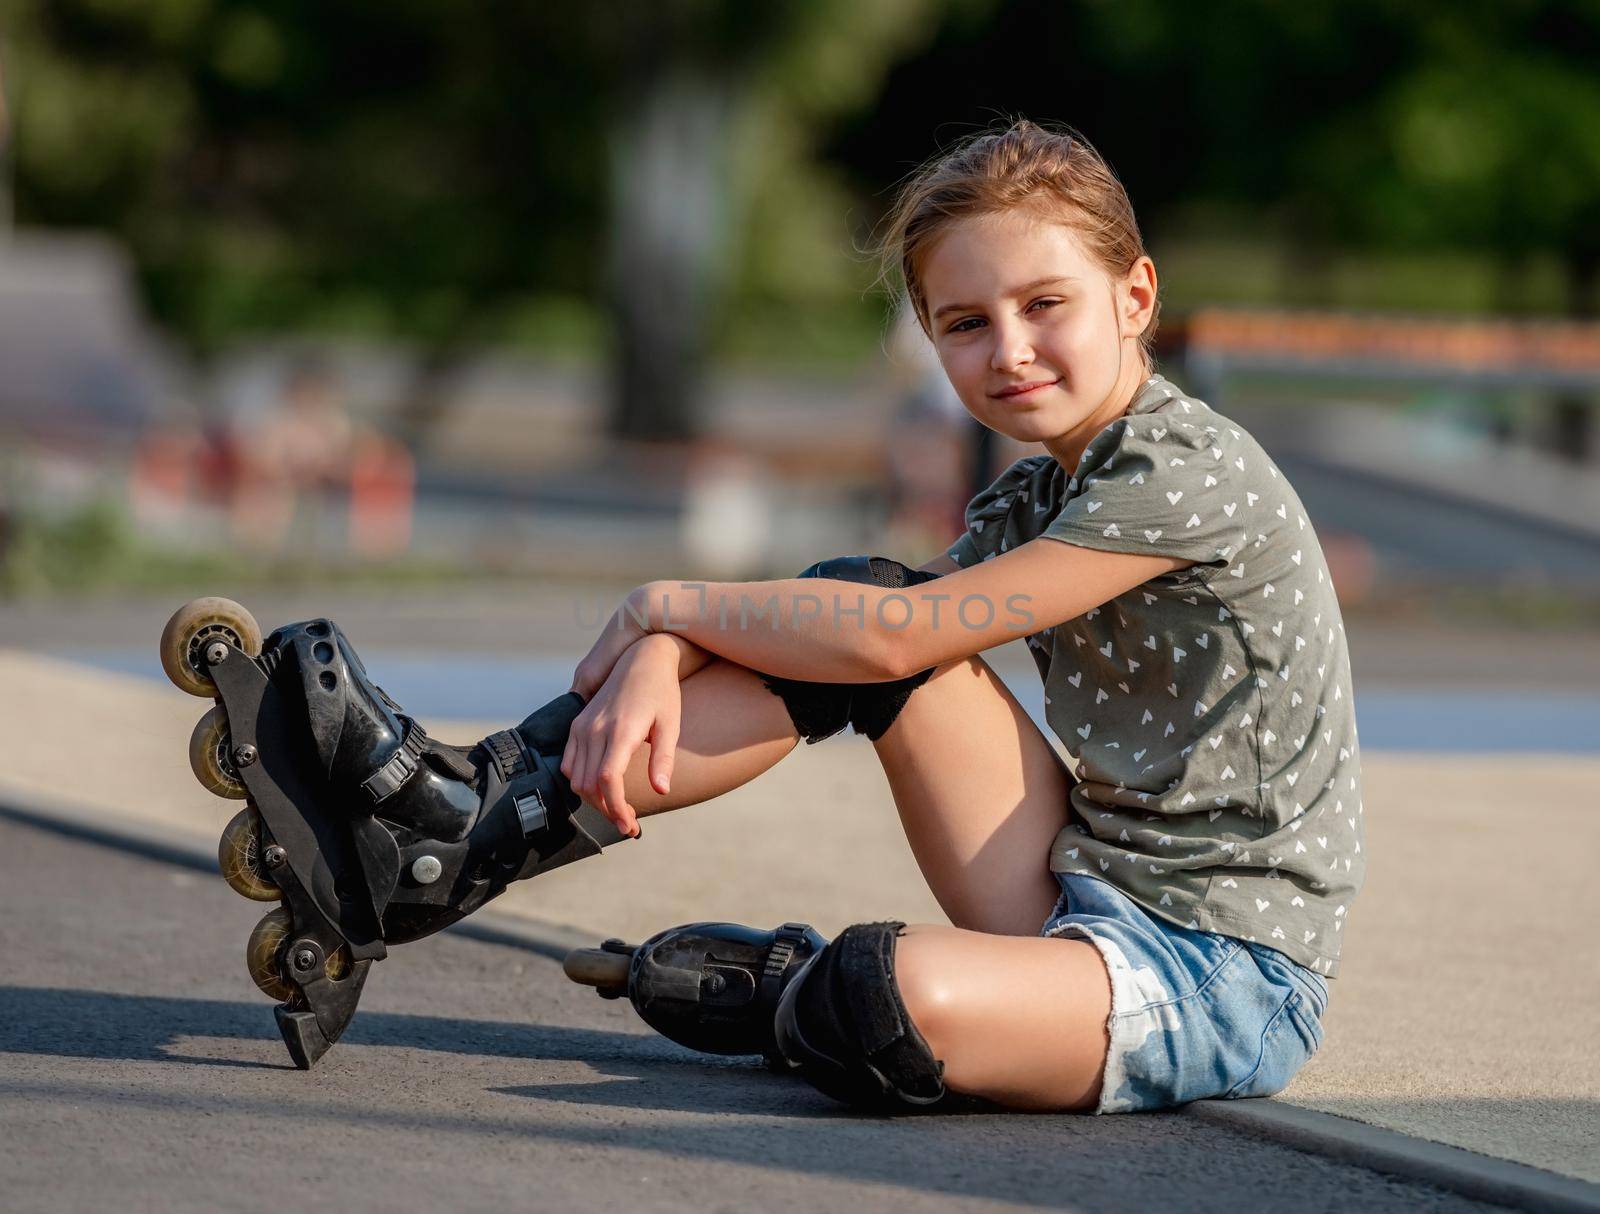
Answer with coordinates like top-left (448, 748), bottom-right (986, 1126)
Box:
top-left (605, 67), bottom-right (734, 441)
top-left (1551, 241), bottom-right (1600, 463)
top-left (389, 327), bottom-right (476, 458)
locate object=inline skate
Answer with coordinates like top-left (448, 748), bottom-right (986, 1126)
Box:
top-left (564, 921), bottom-right (826, 1063)
top-left (160, 596), bottom-right (629, 1069)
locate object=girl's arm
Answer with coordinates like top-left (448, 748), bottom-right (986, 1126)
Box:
top-left (655, 632), bottom-right (715, 681)
top-left (641, 539), bottom-right (1192, 681)
top-left (570, 620), bottom-right (714, 702)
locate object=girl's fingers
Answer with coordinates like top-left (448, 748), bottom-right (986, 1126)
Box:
top-left (648, 708), bottom-right (679, 796)
top-left (596, 731), bottom-right (635, 836)
top-left (562, 702), bottom-right (595, 785)
top-left (574, 722), bottom-right (599, 809)
top-left (568, 738), bottom-right (589, 807)
top-left (556, 696), bottom-right (651, 842)
top-left (586, 725), bottom-right (621, 820)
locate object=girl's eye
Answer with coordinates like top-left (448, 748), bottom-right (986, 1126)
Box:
top-left (947, 298), bottom-right (1060, 334)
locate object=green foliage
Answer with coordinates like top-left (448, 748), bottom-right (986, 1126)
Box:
top-left (8, 0), bottom-right (620, 348)
top-left (1292, 3), bottom-right (1600, 262)
top-left (0, 496), bottom-right (474, 598)
top-left (825, 0), bottom-right (1600, 310)
top-left (6, 0), bottom-right (943, 363)
top-left (8, 0), bottom-right (1600, 362)
top-left (1, 498), bottom-right (147, 595)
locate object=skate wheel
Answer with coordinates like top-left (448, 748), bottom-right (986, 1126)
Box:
top-left (189, 705), bottom-right (248, 799)
top-left (159, 597), bottom-right (262, 697)
top-left (246, 907), bottom-right (353, 1002)
top-left (218, 805), bottom-right (278, 901)
top-left (246, 908), bottom-right (298, 1002)
top-left (562, 947), bottom-right (632, 992)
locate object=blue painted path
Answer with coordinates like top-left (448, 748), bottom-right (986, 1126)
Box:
top-left (78, 649), bottom-right (1598, 755)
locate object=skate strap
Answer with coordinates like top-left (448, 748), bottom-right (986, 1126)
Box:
top-left (483, 729), bottom-right (527, 782)
top-left (759, 922), bottom-right (814, 1010)
top-left (361, 718), bottom-right (430, 804)
top-left (482, 728), bottom-right (561, 838)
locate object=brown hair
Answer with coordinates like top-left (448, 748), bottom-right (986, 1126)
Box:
top-left (872, 118), bottom-right (1159, 367)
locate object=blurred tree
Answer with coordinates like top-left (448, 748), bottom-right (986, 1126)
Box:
top-left (1290, 1), bottom-right (1600, 456)
top-left (592, 0), bottom-right (933, 438)
top-left (824, 0), bottom-right (1417, 296)
top-left (825, 0), bottom-right (1600, 313)
top-left (1155, 0), bottom-right (1600, 321)
top-left (4, 0), bottom-right (933, 441)
top-left (11, 0), bottom-right (1600, 442)
top-left (0, 37), bottom-right (11, 231)
top-left (7, 0), bottom-right (614, 438)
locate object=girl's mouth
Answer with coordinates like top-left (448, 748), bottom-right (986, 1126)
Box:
top-left (991, 378), bottom-right (1060, 401)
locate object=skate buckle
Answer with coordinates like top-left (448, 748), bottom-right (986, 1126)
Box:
top-left (513, 789), bottom-right (549, 835)
top-left (362, 721), bottom-right (428, 804)
top-left (484, 730), bottom-right (527, 781)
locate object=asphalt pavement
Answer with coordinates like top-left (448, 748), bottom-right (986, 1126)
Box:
top-left (2, 589), bottom-right (1598, 1210)
top-left (0, 816), bottom-right (1511, 1214)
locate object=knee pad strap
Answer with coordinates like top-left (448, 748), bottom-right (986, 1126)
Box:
top-left (760, 557), bottom-right (940, 744)
top-left (772, 921), bottom-right (948, 1110)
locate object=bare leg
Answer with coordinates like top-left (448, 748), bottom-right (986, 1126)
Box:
top-left (601, 650), bottom-right (1112, 1110)
top-left (612, 657), bottom-right (802, 817)
top-left (870, 656), bottom-right (1111, 1109)
top-left (895, 924), bottom-right (1110, 1110)
top-left (870, 656), bottom-right (1074, 936)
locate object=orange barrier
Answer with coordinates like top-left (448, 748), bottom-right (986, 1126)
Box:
top-left (1184, 308), bottom-right (1600, 375)
top-left (348, 434), bottom-right (414, 558)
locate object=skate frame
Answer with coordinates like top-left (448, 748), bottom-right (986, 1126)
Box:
top-left (207, 639), bottom-right (382, 1069)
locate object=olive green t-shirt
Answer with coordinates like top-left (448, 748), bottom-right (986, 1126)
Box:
top-left (946, 374), bottom-right (1363, 977)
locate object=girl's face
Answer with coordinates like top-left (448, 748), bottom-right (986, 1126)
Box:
top-left (919, 209), bottom-right (1157, 469)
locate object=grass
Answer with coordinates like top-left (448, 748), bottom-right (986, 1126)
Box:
top-left (0, 499), bottom-right (477, 600)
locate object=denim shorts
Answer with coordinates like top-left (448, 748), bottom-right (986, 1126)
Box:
top-left (1040, 872), bottom-right (1329, 1114)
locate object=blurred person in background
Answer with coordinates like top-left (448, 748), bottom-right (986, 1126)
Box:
top-left (229, 357), bottom-right (357, 551)
top-left (681, 436), bottom-right (775, 579)
top-left (883, 299), bottom-right (973, 559)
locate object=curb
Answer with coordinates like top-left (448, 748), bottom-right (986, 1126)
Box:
top-left (0, 791), bottom-right (601, 963)
top-left (1190, 1101), bottom-right (1600, 1214)
top-left (6, 790), bottom-right (1599, 1210)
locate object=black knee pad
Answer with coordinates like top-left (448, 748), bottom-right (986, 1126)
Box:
top-left (759, 556), bottom-right (940, 744)
top-left (771, 921), bottom-right (950, 1111)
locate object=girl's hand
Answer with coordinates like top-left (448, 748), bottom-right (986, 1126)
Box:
top-left (560, 632), bottom-right (681, 839)
top-left (569, 583), bottom-right (656, 702)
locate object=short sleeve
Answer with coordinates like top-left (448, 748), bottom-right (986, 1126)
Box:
top-left (1040, 417), bottom-right (1247, 573)
top-left (944, 455), bottom-right (1052, 568)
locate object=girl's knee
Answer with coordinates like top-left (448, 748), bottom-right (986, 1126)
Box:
top-left (892, 926), bottom-right (962, 1051)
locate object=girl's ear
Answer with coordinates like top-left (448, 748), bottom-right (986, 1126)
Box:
top-left (1121, 256), bottom-right (1158, 338)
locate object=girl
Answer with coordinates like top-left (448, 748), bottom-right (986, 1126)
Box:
top-left (561, 119), bottom-right (1361, 1114)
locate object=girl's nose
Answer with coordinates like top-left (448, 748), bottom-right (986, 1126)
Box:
top-left (985, 329), bottom-right (1036, 372)
top-left (989, 323), bottom-right (1034, 372)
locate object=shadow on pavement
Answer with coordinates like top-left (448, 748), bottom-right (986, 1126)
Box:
top-left (1, 985), bottom-right (683, 1068)
top-left (2, 985), bottom-right (990, 1125)
top-left (2, 990), bottom-right (1524, 1211)
top-left (0, 984), bottom-right (849, 1117)
top-left (0, 986), bottom-right (1176, 1211)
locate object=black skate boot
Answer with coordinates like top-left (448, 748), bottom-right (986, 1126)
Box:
top-left (563, 922), bottom-right (827, 1063)
top-left (161, 596), bottom-right (630, 1069)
